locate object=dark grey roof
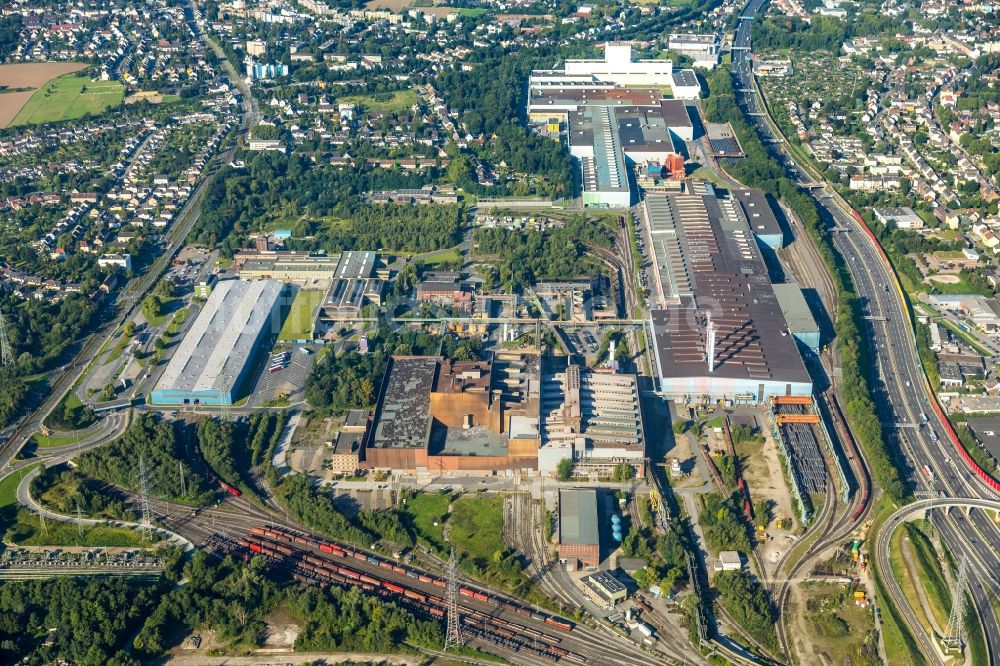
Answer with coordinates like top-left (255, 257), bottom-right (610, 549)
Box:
top-left (965, 418), bottom-right (1000, 462)
top-left (657, 99), bottom-right (692, 129)
top-left (370, 357), bottom-right (437, 450)
top-left (672, 69), bottom-right (699, 87)
top-left (734, 189), bottom-right (782, 240)
top-left (559, 488), bottom-right (599, 546)
top-left (645, 189), bottom-right (810, 384)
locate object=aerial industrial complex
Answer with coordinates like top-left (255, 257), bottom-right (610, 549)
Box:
top-left (642, 182), bottom-right (814, 403)
top-left (355, 352), bottom-right (646, 478)
top-left (528, 43), bottom-right (697, 207)
top-left (151, 279), bottom-right (287, 405)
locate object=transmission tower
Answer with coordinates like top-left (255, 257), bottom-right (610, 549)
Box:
top-left (138, 455), bottom-right (153, 541)
top-left (943, 554), bottom-right (969, 652)
top-left (444, 547), bottom-right (463, 650)
top-left (178, 461), bottom-right (187, 498)
top-left (0, 312), bottom-right (14, 366)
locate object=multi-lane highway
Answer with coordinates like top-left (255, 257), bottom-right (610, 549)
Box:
top-left (732, 0), bottom-right (1000, 662)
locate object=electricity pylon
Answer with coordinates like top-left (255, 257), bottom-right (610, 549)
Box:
top-left (943, 554), bottom-right (969, 652)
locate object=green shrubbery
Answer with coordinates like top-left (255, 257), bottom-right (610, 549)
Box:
top-left (703, 66), bottom-right (907, 504)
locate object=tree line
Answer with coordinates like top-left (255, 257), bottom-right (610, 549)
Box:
top-left (0, 14), bottom-right (21, 60)
top-left (702, 65), bottom-right (907, 503)
top-left (77, 413), bottom-right (214, 504)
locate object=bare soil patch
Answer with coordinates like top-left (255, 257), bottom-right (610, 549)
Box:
top-left (0, 62), bottom-right (86, 127)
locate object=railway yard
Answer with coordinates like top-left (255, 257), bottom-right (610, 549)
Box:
top-left (142, 493), bottom-right (677, 666)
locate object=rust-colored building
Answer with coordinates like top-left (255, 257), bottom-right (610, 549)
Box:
top-left (363, 353), bottom-right (541, 475)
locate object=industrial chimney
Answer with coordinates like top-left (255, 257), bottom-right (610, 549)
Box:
top-left (706, 312), bottom-right (716, 373)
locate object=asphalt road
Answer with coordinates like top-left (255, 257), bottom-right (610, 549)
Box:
top-left (733, 0), bottom-right (1000, 661)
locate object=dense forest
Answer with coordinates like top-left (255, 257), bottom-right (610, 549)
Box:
top-left (0, 289), bottom-right (104, 429)
top-left (314, 203), bottom-right (464, 254)
top-left (472, 217), bottom-right (611, 291)
top-left (0, 576), bottom-right (151, 666)
top-left (714, 570), bottom-right (778, 653)
top-left (189, 151), bottom-right (437, 255)
top-left (30, 465), bottom-right (138, 521)
top-left (77, 413), bottom-right (213, 504)
top-left (0, 546), bottom-right (445, 664)
top-left (698, 492), bottom-right (753, 554)
top-left (702, 65), bottom-right (907, 502)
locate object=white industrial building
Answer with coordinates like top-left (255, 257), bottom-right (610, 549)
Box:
top-left (528, 42), bottom-right (701, 108)
top-left (151, 280), bottom-right (287, 405)
top-left (668, 33), bottom-right (721, 69)
top-left (539, 362), bottom-right (646, 477)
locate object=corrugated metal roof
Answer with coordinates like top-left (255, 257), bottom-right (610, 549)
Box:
top-left (154, 279), bottom-right (284, 395)
top-left (559, 488), bottom-right (599, 546)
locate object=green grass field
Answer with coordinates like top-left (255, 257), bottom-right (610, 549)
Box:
top-left (12, 75), bottom-right (124, 126)
top-left (31, 431), bottom-right (89, 449)
top-left (402, 491), bottom-right (451, 553)
top-left (450, 495), bottom-right (504, 564)
top-left (338, 89), bottom-right (418, 114)
top-left (418, 247), bottom-right (462, 268)
top-left (0, 463), bottom-right (42, 508)
top-left (279, 289), bottom-right (325, 341)
top-left (10, 509), bottom-right (151, 548)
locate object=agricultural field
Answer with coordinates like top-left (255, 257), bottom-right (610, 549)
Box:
top-left (0, 62), bottom-right (87, 127)
top-left (10, 74), bottom-right (124, 126)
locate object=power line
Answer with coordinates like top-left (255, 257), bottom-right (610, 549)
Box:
top-left (138, 454), bottom-right (153, 541)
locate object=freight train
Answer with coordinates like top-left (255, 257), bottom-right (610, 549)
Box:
top-left (192, 443), bottom-right (241, 496)
top-left (246, 526), bottom-right (574, 631)
top-left (233, 527), bottom-right (581, 662)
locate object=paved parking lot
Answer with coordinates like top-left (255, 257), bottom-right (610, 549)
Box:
top-left (248, 347), bottom-right (316, 407)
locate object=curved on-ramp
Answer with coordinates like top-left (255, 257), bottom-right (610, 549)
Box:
top-left (15, 461), bottom-right (194, 552)
top-left (875, 499), bottom-right (1000, 665)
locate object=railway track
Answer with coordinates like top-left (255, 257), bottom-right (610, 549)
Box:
top-left (505, 492), bottom-right (580, 611)
top-left (141, 493), bottom-right (667, 666)
top-left (772, 389), bottom-right (873, 658)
